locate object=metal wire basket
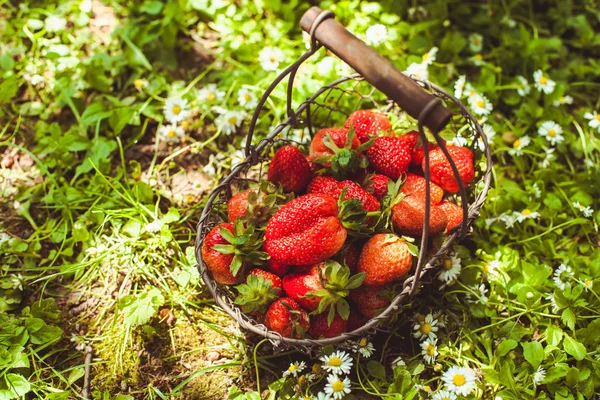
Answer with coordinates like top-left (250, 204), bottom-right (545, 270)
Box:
top-left (194, 7), bottom-right (492, 350)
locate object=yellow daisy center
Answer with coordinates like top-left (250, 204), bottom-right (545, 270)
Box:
top-left (443, 259), bottom-right (453, 270)
top-left (167, 130), bottom-right (177, 138)
top-left (513, 139), bottom-right (521, 148)
top-left (474, 54), bottom-right (482, 60)
top-left (134, 79), bottom-right (145, 88)
top-left (422, 53), bottom-right (429, 61)
top-left (359, 338), bottom-right (367, 346)
top-left (559, 96), bottom-right (565, 103)
top-left (442, 397), bottom-right (451, 400)
top-left (288, 365), bottom-right (298, 372)
top-left (595, 114), bottom-right (600, 121)
top-left (477, 100), bottom-right (485, 108)
top-left (426, 344), bottom-right (435, 356)
top-left (207, 93), bottom-right (216, 101)
top-left (522, 209), bottom-right (532, 216)
top-left (312, 364), bottom-right (321, 374)
top-left (172, 106), bottom-right (181, 115)
top-left (424, 385), bottom-right (431, 392)
top-left (539, 77), bottom-right (548, 84)
top-left (585, 280), bottom-right (592, 286)
top-left (547, 129), bottom-right (556, 137)
top-left (181, 121), bottom-right (190, 129)
top-left (244, 93), bottom-right (251, 101)
top-left (420, 323), bottom-right (432, 334)
top-left (297, 376), bottom-right (306, 385)
top-left (328, 357), bottom-right (342, 367)
top-left (229, 117), bottom-right (238, 125)
top-left (332, 380), bottom-right (345, 392)
top-left (269, 56), bottom-right (276, 62)
top-left (453, 374), bottom-right (466, 386)
top-left (185, 194), bottom-right (194, 203)
top-left (473, 38), bottom-right (480, 45)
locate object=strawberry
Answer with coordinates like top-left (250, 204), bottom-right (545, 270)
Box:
top-left (234, 269), bottom-right (282, 313)
top-left (282, 260), bottom-right (365, 324)
top-left (357, 234), bottom-right (414, 286)
top-left (438, 201), bottom-right (465, 233)
top-left (366, 136), bottom-right (412, 180)
top-left (397, 130), bottom-right (437, 167)
top-left (266, 257), bottom-right (290, 276)
top-left (397, 130), bottom-right (420, 149)
top-left (228, 182), bottom-right (286, 225)
top-left (227, 190), bottom-right (253, 222)
top-left (309, 312), bottom-right (348, 338)
top-left (342, 242), bottom-right (362, 273)
top-left (424, 146), bottom-right (475, 193)
top-left (264, 298), bottom-right (310, 338)
top-left (391, 195), bottom-right (448, 237)
top-left (350, 286), bottom-right (391, 318)
top-left (310, 127), bottom-right (372, 180)
top-left (309, 128), bottom-right (358, 160)
top-left (268, 145), bottom-right (311, 193)
top-left (201, 220), bottom-right (269, 284)
top-left (344, 110), bottom-right (391, 143)
top-left (307, 176), bottom-right (380, 215)
top-left (400, 173), bottom-right (444, 204)
top-left (361, 173), bottom-right (390, 200)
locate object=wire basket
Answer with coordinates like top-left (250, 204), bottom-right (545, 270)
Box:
top-left (194, 7), bottom-right (492, 350)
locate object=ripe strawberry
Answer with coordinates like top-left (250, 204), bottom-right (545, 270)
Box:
top-left (350, 286), bottom-right (390, 318)
top-left (268, 145), bottom-right (311, 193)
top-left (343, 242), bottom-right (362, 273)
top-left (397, 130), bottom-right (420, 149)
top-left (344, 110), bottom-right (391, 143)
top-left (265, 193), bottom-right (347, 266)
top-left (264, 298), bottom-right (310, 338)
top-left (357, 234), bottom-right (414, 286)
top-left (438, 201), bottom-right (465, 233)
top-left (227, 190), bottom-right (253, 222)
top-left (227, 182), bottom-right (286, 225)
top-left (412, 142), bottom-right (436, 167)
top-left (361, 173), bottom-right (390, 200)
top-left (424, 146), bottom-right (475, 193)
top-left (266, 257), bottom-right (290, 276)
top-left (309, 128), bottom-right (358, 160)
top-left (307, 176), bottom-right (380, 215)
top-left (282, 264), bottom-right (323, 311)
top-left (201, 221), bottom-right (269, 285)
top-left (391, 195), bottom-right (448, 237)
top-left (397, 130), bottom-right (437, 167)
top-left (306, 176), bottom-right (339, 195)
top-left (234, 269), bottom-right (282, 313)
top-left (366, 136), bottom-right (412, 180)
top-left (308, 312), bottom-right (348, 338)
top-left (400, 173), bottom-right (444, 204)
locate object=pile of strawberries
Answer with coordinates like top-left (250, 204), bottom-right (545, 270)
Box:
top-left (201, 110), bottom-right (475, 339)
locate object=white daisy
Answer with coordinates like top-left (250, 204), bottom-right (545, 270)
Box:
top-left (413, 313), bottom-right (439, 340)
top-left (531, 183), bottom-right (542, 198)
top-left (215, 110), bottom-right (245, 135)
top-left (432, 390), bottom-right (458, 400)
top-left (320, 351), bottom-right (353, 375)
top-left (533, 70), bottom-right (556, 94)
top-left (468, 33), bottom-right (483, 52)
top-left (237, 88), bottom-right (258, 110)
top-left (432, 310), bottom-right (447, 328)
top-left (45, 15), bottom-right (67, 32)
top-left (533, 366), bottom-right (546, 385)
top-left (498, 212), bottom-right (516, 228)
top-left (259, 47), bottom-right (285, 71)
top-left (145, 220), bottom-right (164, 233)
top-left (422, 47), bottom-right (438, 65)
top-left (482, 124), bottom-right (496, 141)
top-left (163, 97), bottom-right (190, 124)
top-left (202, 153), bottom-right (225, 176)
top-left (324, 374), bottom-right (351, 400)
top-left (454, 75), bottom-right (466, 98)
top-left (539, 146), bottom-right (555, 168)
top-left (313, 392), bottom-right (331, 400)
top-left (470, 284), bottom-right (489, 304)
top-left (468, 93), bottom-right (492, 116)
top-left (450, 136), bottom-right (468, 147)
top-left (485, 259), bottom-right (502, 281)
top-left (538, 121), bottom-right (564, 145)
top-left (283, 361), bottom-right (306, 377)
top-left (159, 124), bottom-right (184, 143)
top-left (229, 149), bottom-right (246, 168)
top-left (405, 62), bottom-right (429, 81)
top-left (134, 79), bottom-right (148, 90)
top-left (508, 135), bottom-right (530, 156)
top-left (438, 255), bottom-right (461, 283)
top-left (392, 356), bottom-right (406, 368)
top-left (584, 111), bottom-right (600, 130)
top-left (553, 264), bottom-right (573, 290)
top-left (464, 83), bottom-right (478, 99)
top-left (365, 24), bottom-right (388, 45)
top-left (441, 366), bottom-right (477, 396)
top-left (198, 83), bottom-right (225, 104)
top-left (420, 338), bottom-right (438, 364)
top-left (516, 76), bottom-right (531, 97)
top-left (470, 54), bottom-right (484, 66)
top-left (553, 95), bottom-right (573, 107)
top-left (572, 201), bottom-right (594, 218)
top-left (355, 338), bottom-right (375, 358)
top-left (515, 209), bottom-right (540, 223)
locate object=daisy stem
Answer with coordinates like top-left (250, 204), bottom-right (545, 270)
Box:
top-left (515, 219), bottom-right (590, 244)
top-left (253, 338), bottom-right (268, 393)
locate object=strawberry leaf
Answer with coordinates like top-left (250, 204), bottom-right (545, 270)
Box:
top-left (211, 244), bottom-right (235, 254)
top-left (230, 256), bottom-right (243, 277)
top-left (336, 299), bottom-right (350, 320)
top-left (345, 272), bottom-right (366, 290)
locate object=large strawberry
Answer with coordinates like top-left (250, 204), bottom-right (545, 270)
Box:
top-left (227, 182), bottom-right (286, 225)
top-left (310, 127), bottom-right (372, 180)
top-left (361, 173), bottom-right (390, 200)
top-left (266, 257), bottom-right (290, 276)
top-left (227, 190), bottom-right (253, 222)
top-left (234, 269), bottom-right (282, 313)
top-left (309, 312), bottom-right (348, 338)
top-left (438, 201), bottom-right (465, 233)
top-left (344, 110), bottom-right (391, 143)
top-left (282, 260), bottom-right (365, 324)
top-left (400, 173), bottom-right (444, 204)
top-left (366, 136), bottom-right (412, 180)
top-left (264, 298), bottom-right (310, 338)
top-left (268, 145), bottom-right (311, 193)
top-left (307, 176), bottom-right (380, 215)
top-left (397, 130), bottom-right (437, 167)
top-left (201, 220), bottom-right (268, 284)
top-left (309, 128), bottom-right (357, 160)
top-left (424, 146), bottom-right (475, 193)
top-left (350, 286), bottom-right (391, 318)
top-left (357, 234), bottom-right (414, 286)
top-left (391, 195), bottom-right (448, 237)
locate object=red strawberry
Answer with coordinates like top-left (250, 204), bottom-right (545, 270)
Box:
top-left (361, 173), bottom-right (390, 200)
top-left (309, 312), bottom-right (348, 338)
top-left (264, 298), bottom-right (310, 338)
top-left (201, 223), bottom-right (238, 285)
top-left (309, 128), bottom-right (358, 161)
top-left (344, 110), bottom-right (391, 143)
top-left (234, 269), bottom-right (282, 313)
top-left (268, 145), bottom-right (311, 193)
top-left (265, 193), bottom-right (347, 266)
top-left (307, 176), bottom-right (339, 195)
top-left (424, 146), bottom-right (475, 193)
top-left (227, 183), bottom-right (286, 225)
top-left (397, 130), bottom-right (438, 167)
top-left (357, 234), bottom-right (414, 286)
top-left (307, 177), bottom-right (380, 215)
top-left (266, 257), bottom-right (290, 276)
top-left (366, 136), bottom-right (412, 180)
top-left (282, 264), bottom-right (323, 311)
top-left (398, 130), bottom-right (419, 149)
top-left (412, 143), bottom-right (437, 167)
top-left (350, 286), bottom-right (390, 318)
top-left (391, 196), bottom-right (448, 237)
top-left (400, 173), bottom-right (444, 204)
top-left (438, 201), bottom-right (465, 233)
top-left (343, 243), bottom-right (362, 273)
top-left (227, 190), bottom-right (253, 222)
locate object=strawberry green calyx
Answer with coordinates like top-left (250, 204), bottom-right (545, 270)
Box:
top-left (211, 219), bottom-right (269, 277)
top-left (337, 188), bottom-right (380, 237)
top-left (379, 176), bottom-right (406, 230)
top-left (242, 181), bottom-right (288, 228)
top-left (234, 274), bottom-right (280, 313)
top-left (304, 260), bottom-right (366, 326)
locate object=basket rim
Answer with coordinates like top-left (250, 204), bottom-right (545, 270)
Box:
top-left (194, 74), bottom-right (493, 349)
